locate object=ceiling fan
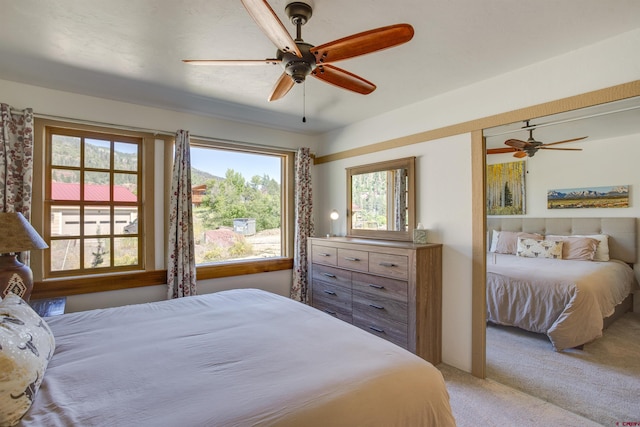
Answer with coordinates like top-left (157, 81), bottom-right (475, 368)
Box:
top-left (182, 0), bottom-right (414, 102)
top-left (487, 121), bottom-right (587, 158)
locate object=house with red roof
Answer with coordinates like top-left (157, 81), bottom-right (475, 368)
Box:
top-left (50, 182), bottom-right (139, 236)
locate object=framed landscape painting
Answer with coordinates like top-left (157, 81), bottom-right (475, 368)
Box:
top-left (487, 161), bottom-right (526, 215)
top-left (547, 185), bottom-right (629, 209)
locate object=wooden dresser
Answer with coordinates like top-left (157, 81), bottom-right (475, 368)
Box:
top-left (308, 237), bottom-right (442, 364)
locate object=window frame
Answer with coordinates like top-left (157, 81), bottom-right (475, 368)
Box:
top-left (44, 126), bottom-right (143, 277)
top-left (187, 139), bottom-right (295, 271)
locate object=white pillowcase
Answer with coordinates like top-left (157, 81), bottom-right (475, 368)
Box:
top-left (489, 230), bottom-right (499, 252)
top-left (547, 234), bottom-right (610, 262)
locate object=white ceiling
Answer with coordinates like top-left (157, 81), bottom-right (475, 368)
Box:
top-left (1, 0), bottom-right (640, 135)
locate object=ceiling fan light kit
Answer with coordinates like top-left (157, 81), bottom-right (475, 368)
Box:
top-left (183, 0), bottom-right (414, 105)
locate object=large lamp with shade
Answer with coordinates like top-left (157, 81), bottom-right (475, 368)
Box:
top-left (0, 212), bottom-right (48, 300)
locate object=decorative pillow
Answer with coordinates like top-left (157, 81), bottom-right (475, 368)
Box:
top-left (492, 231), bottom-right (544, 255)
top-left (0, 294), bottom-right (55, 426)
top-left (516, 237), bottom-right (563, 259)
top-left (544, 235), bottom-right (599, 261)
top-left (547, 234), bottom-right (610, 262)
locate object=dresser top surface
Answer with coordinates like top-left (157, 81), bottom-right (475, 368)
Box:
top-left (310, 236), bottom-right (441, 250)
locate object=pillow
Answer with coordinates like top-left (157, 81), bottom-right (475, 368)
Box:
top-left (544, 235), bottom-right (599, 261)
top-left (0, 294), bottom-right (55, 426)
top-left (489, 230), bottom-right (499, 252)
top-left (516, 237), bottom-right (563, 259)
top-left (492, 231), bottom-right (544, 255)
top-left (547, 234), bottom-right (610, 262)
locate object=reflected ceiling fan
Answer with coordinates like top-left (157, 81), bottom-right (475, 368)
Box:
top-left (182, 0), bottom-right (414, 102)
top-left (487, 120), bottom-right (587, 158)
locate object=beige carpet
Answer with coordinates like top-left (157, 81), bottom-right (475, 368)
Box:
top-left (438, 364), bottom-right (600, 427)
top-left (486, 312), bottom-right (640, 426)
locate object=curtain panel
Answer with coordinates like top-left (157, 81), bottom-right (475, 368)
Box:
top-left (167, 130), bottom-right (197, 298)
top-left (0, 104), bottom-right (34, 217)
top-left (1, 104), bottom-right (35, 267)
top-left (291, 147), bottom-right (313, 303)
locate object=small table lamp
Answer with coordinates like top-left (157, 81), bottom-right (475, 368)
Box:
top-left (328, 209), bottom-right (340, 237)
top-left (0, 212), bottom-right (48, 301)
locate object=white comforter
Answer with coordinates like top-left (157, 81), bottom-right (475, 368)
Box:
top-left (21, 289), bottom-right (454, 427)
top-left (487, 253), bottom-right (635, 351)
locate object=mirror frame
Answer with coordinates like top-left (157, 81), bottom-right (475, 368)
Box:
top-left (346, 156), bottom-right (416, 241)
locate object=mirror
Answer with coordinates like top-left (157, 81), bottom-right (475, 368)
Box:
top-left (346, 156), bottom-right (415, 241)
top-left (482, 96), bottom-right (640, 423)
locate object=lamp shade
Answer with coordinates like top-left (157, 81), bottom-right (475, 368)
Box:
top-left (0, 212), bottom-right (48, 254)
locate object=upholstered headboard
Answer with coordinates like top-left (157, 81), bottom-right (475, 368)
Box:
top-left (487, 217), bottom-right (637, 264)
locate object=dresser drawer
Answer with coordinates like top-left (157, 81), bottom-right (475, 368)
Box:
top-left (312, 297), bottom-right (353, 323)
top-left (352, 312), bottom-right (408, 348)
top-left (352, 289), bottom-right (408, 326)
top-left (337, 248), bottom-right (369, 272)
top-left (312, 283), bottom-right (352, 323)
top-left (311, 264), bottom-right (351, 288)
top-left (351, 272), bottom-right (408, 302)
top-left (312, 245), bottom-right (338, 266)
top-left (368, 252), bottom-right (408, 280)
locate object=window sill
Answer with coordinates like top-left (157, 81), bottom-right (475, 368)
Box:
top-left (32, 258), bottom-right (293, 299)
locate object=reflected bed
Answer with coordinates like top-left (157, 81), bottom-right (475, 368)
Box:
top-left (486, 217), bottom-right (637, 351)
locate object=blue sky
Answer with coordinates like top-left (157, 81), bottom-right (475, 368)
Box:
top-left (190, 146), bottom-right (281, 183)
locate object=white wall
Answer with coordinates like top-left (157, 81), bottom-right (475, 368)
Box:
top-left (315, 29), bottom-right (640, 372)
top-left (64, 270), bottom-right (293, 313)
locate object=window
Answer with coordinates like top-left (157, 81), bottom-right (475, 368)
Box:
top-left (189, 143), bottom-right (292, 265)
top-left (44, 127), bottom-right (143, 277)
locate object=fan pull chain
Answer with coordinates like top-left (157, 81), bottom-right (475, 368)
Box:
top-left (302, 82), bottom-right (307, 123)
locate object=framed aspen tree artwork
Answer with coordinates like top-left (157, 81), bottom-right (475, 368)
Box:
top-left (487, 161), bottom-right (525, 215)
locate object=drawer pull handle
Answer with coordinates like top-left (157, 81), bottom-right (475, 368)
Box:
top-left (323, 290), bottom-right (337, 296)
top-left (368, 284), bottom-right (385, 289)
top-left (322, 273), bottom-right (337, 278)
top-left (344, 257), bottom-right (360, 261)
top-left (369, 326), bottom-right (385, 333)
top-left (319, 253), bottom-right (332, 257)
top-left (369, 304), bottom-right (384, 310)
top-left (323, 309), bottom-right (337, 316)
top-left (379, 262), bottom-right (397, 268)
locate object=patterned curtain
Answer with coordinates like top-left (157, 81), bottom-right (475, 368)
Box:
top-left (394, 168), bottom-right (407, 231)
top-left (167, 130), bottom-right (197, 298)
top-left (291, 147), bottom-right (313, 303)
top-left (0, 104), bottom-right (35, 264)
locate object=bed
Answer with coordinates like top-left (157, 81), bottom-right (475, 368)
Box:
top-left (486, 217), bottom-right (638, 351)
top-left (2, 288), bottom-right (455, 426)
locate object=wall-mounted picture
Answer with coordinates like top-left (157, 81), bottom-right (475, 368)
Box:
top-left (487, 161), bottom-right (526, 215)
top-left (547, 185), bottom-right (629, 209)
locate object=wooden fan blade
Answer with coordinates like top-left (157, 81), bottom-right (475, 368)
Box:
top-left (182, 59), bottom-right (280, 66)
top-left (312, 24), bottom-right (414, 64)
top-left (311, 64), bottom-right (376, 95)
top-left (268, 73), bottom-right (295, 101)
top-left (487, 147), bottom-right (517, 154)
top-left (241, 0), bottom-right (301, 57)
top-left (513, 151), bottom-right (528, 158)
top-left (538, 147), bottom-right (583, 151)
top-left (541, 136), bottom-right (588, 147)
top-left (504, 139), bottom-right (528, 149)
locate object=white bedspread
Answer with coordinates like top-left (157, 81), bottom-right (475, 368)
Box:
top-left (487, 254), bottom-right (635, 351)
top-left (20, 289), bottom-right (454, 427)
